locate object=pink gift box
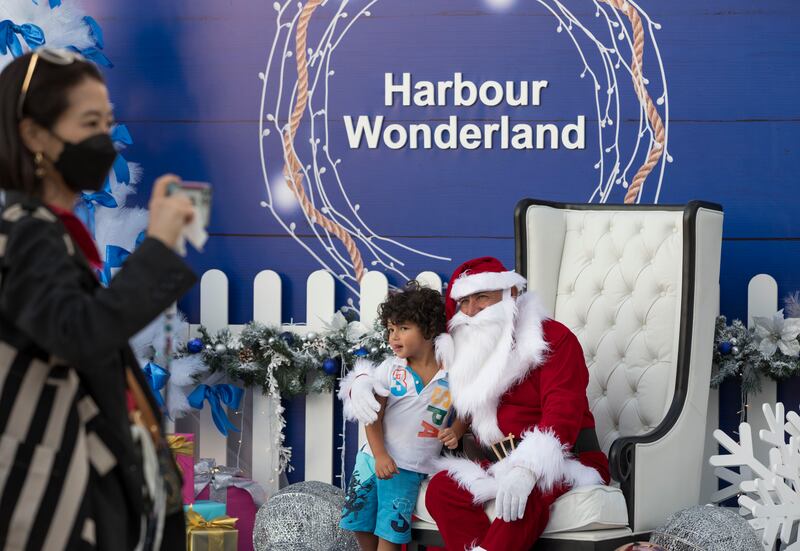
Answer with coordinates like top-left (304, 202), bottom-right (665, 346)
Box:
top-left (197, 485), bottom-right (257, 551)
top-left (166, 433), bottom-right (195, 505)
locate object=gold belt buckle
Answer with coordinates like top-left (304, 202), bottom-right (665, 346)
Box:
top-left (490, 433), bottom-right (516, 461)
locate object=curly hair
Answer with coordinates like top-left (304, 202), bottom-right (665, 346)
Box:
top-left (378, 281), bottom-right (446, 340)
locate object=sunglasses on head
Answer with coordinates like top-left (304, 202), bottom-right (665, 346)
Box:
top-left (16, 48), bottom-right (86, 120)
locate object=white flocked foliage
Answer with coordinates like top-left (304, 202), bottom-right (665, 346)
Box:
top-left (711, 402), bottom-right (800, 550)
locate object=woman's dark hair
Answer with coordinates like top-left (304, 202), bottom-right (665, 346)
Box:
top-left (378, 281), bottom-right (447, 340)
top-left (0, 52), bottom-right (105, 195)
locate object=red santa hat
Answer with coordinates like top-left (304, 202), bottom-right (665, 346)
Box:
top-left (444, 256), bottom-right (527, 321)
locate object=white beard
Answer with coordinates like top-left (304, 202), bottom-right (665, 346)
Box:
top-left (448, 297), bottom-right (518, 443)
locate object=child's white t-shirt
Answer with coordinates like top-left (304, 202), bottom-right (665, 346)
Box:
top-left (363, 356), bottom-right (452, 475)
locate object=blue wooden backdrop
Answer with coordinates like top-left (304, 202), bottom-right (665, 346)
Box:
top-left (83, 0), bottom-right (800, 483)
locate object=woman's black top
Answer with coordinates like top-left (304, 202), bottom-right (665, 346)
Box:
top-left (0, 191), bottom-right (197, 550)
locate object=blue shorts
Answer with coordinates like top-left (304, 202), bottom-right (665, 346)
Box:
top-left (339, 451), bottom-right (427, 544)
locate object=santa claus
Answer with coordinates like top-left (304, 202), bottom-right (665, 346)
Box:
top-left (346, 257), bottom-right (610, 551)
top-left (426, 256), bottom-right (610, 550)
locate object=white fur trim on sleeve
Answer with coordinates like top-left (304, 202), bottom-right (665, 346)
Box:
top-left (563, 457), bottom-right (604, 488)
top-left (488, 427), bottom-right (569, 493)
top-left (449, 271), bottom-right (527, 301)
top-left (433, 455), bottom-right (498, 504)
top-left (337, 359), bottom-right (376, 422)
top-left (489, 428), bottom-right (604, 492)
top-left (434, 333), bottom-right (454, 369)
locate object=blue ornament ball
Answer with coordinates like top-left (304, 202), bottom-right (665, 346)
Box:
top-left (322, 358), bottom-right (340, 375)
top-left (280, 332), bottom-right (296, 345)
top-left (187, 338), bottom-right (204, 354)
top-left (354, 347), bottom-right (369, 357)
top-left (718, 341), bottom-right (733, 355)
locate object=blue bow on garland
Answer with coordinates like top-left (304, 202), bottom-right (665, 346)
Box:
top-left (83, 16), bottom-right (104, 48)
top-left (0, 20), bottom-right (45, 57)
top-left (99, 231), bottom-right (145, 285)
top-left (109, 124), bottom-right (133, 185)
top-left (79, 124), bottom-right (134, 236)
top-left (66, 16), bottom-right (112, 67)
top-left (79, 180), bottom-right (117, 237)
top-left (188, 384), bottom-right (244, 436)
top-left (143, 362), bottom-right (170, 409)
top-left (32, 0), bottom-right (62, 8)
top-left (101, 245), bottom-right (130, 286)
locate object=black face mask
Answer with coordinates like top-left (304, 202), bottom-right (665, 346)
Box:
top-left (49, 132), bottom-right (118, 193)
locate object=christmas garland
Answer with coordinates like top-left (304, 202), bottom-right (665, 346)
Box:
top-left (180, 311), bottom-right (391, 398)
top-left (712, 310), bottom-right (800, 394)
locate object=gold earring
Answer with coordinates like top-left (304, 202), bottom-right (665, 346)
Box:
top-left (34, 152), bottom-right (46, 178)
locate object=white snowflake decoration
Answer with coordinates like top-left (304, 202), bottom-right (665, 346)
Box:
top-left (711, 402), bottom-right (800, 550)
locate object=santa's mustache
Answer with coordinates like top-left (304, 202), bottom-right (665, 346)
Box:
top-left (448, 296), bottom-right (518, 333)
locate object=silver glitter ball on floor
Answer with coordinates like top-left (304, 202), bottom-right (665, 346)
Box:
top-left (649, 506), bottom-right (760, 551)
top-left (253, 481), bottom-right (358, 551)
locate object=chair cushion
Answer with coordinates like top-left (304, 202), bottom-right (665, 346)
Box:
top-left (414, 479), bottom-right (629, 534)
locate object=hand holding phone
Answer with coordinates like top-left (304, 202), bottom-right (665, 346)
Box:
top-left (148, 175), bottom-right (209, 254)
top-left (166, 181), bottom-right (212, 228)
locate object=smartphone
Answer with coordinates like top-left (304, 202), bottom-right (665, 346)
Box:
top-left (167, 180), bottom-right (212, 227)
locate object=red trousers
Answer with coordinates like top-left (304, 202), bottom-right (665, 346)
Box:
top-left (425, 471), bottom-right (569, 551)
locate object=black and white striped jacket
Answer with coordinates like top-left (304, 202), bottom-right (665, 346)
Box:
top-left (0, 193), bottom-right (197, 550)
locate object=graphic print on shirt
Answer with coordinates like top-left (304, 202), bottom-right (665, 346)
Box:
top-left (390, 366), bottom-right (408, 397)
top-left (418, 379), bottom-right (451, 438)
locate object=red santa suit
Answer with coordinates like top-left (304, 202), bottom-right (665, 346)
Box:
top-left (425, 257), bottom-right (610, 551)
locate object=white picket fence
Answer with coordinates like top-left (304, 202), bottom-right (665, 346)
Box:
top-left (699, 273), bottom-right (785, 503)
top-left (180, 268), bottom-right (442, 496)
top-left (180, 268), bottom-right (786, 504)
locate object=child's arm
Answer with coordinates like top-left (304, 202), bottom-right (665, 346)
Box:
top-left (364, 395), bottom-right (399, 479)
top-left (438, 416), bottom-right (469, 450)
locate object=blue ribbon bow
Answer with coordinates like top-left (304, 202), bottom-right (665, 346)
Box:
top-left (83, 16), bottom-right (104, 49)
top-left (64, 16), bottom-right (112, 68)
top-left (143, 362), bottom-right (170, 409)
top-left (0, 20), bottom-right (46, 57)
top-left (67, 45), bottom-right (112, 67)
top-left (110, 125), bottom-right (133, 184)
top-left (90, 124), bottom-right (133, 219)
top-left (100, 245), bottom-right (130, 286)
top-left (100, 231), bottom-right (145, 286)
top-left (187, 384), bottom-right (244, 437)
top-left (79, 183), bottom-right (117, 236)
top-left (32, 0), bottom-right (62, 8)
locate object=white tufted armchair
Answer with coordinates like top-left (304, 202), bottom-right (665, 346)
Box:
top-left (410, 199), bottom-right (723, 550)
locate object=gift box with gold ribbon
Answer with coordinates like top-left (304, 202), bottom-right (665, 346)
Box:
top-left (186, 508), bottom-right (238, 551)
top-left (167, 433), bottom-right (195, 504)
top-left (195, 459), bottom-right (266, 551)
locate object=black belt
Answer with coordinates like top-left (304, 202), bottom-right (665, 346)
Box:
top-left (463, 427), bottom-right (601, 464)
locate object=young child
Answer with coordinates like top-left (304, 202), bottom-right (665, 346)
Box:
top-left (339, 282), bottom-right (467, 551)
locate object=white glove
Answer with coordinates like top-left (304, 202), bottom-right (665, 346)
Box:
top-left (348, 373), bottom-right (390, 425)
top-left (495, 466), bottom-right (536, 522)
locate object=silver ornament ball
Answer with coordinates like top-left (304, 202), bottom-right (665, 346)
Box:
top-left (253, 481), bottom-right (357, 550)
top-left (215, 343), bottom-right (227, 354)
top-left (268, 337), bottom-right (276, 345)
top-left (650, 505), bottom-right (759, 551)
top-left (307, 332), bottom-right (317, 340)
top-left (370, 347), bottom-right (378, 354)
top-left (729, 337), bottom-right (739, 346)
top-left (731, 346), bottom-right (740, 355)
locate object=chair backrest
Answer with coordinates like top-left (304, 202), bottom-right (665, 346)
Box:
top-left (516, 201), bottom-right (689, 450)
